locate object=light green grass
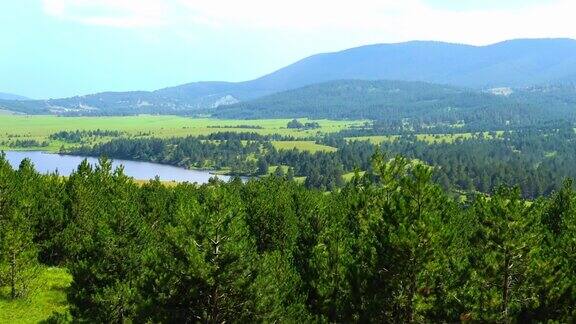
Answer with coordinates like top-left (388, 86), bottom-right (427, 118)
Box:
top-left (416, 131), bottom-right (504, 143)
top-left (0, 267), bottom-right (72, 324)
top-left (347, 131), bottom-right (504, 145)
top-left (0, 115), bottom-right (362, 152)
top-left (342, 171), bottom-right (366, 181)
top-left (268, 165), bottom-right (290, 174)
top-left (294, 176), bottom-right (306, 184)
top-left (271, 141), bottom-right (337, 152)
top-left (133, 179), bottom-right (180, 187)
top-left (346, 135), bottom-right (399, 144)
top-left (0, 115), bottom-right (361, 138)
top-left (544, 151), bottom-right (558, 158)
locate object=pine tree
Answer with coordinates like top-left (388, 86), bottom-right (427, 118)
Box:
top-left (537, 179), bottom-right (576, 321)
top-left (257, 157), bottom-right (269, 175)
top-left (139, 182), bottom-right (257, 322)
top-left (461, 187), bottom-right (543, 321)
top-left (66, 158), bottom-right (147, 322)
top-left (0, 158), bottom-right (41, 299)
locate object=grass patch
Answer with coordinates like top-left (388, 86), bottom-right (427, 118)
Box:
top-left (415, 131), bottom-right (504, 143)
top-left (346, 131), bottom-right (505, 145)
top-left (0, 267), bottom-right (72, 323)
top-left (346, 135), bottom-right (399, 144)
top-left (132, 179), bottom-right (180, 187)
top-left (271, 141), bottom-right (337, 152)
top-left (342, 171), bottom-right (366, 182)
top-left (267, 165), bottom-right (290, 175)
top-left (545, 151), bottom-right (558, 158)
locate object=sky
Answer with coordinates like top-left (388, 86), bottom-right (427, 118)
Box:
top-left (0, 0), bottom-right (574, 99)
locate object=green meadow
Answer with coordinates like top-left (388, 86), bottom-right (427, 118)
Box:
top-left (347, 131), bottom-right (505, 145)
top-left (0, 115), bottom-right (363, 152)
top-left (0, 115), bottom-right (508, 154)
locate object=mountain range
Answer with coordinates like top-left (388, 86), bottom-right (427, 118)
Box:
top-left (2, 38), bottom-right (576, 116)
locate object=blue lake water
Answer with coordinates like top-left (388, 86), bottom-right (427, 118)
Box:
top-left (4, 151), bottom-right (232, 184)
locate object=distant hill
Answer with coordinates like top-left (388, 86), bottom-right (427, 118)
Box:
top-left (254, 38), bottom-right (576, 89)
top-left (214, 80), bottom-right (576, 128)
top-left (0, 92), bottom-right (29, 100)
top-left (2, 38), bottom-right (576, 115)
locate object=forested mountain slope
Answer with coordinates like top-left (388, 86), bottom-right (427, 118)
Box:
top-left (215, 80), bottom-right (576, 127)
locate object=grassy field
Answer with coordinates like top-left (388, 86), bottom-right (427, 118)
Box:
top-left (345, 135), bottom-right (400, 144)
top-left (347, 131), bottom-right (505, 145)
top-left (0, 115), bottom-right (509, 154)
top-left (271, 141), bottom-right (337, 152)
top-left (0, 267), bottom-right (71, 323)
top-left (0, 115), bottom-right (364, 152)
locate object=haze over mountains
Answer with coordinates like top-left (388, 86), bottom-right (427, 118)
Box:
top-left (0, 92), bottom-right (28, 101)
top-left (2, 38), bottom-right (576, 116)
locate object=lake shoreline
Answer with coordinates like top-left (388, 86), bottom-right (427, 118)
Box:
top-left (3, 150), bottom-right (233, 184)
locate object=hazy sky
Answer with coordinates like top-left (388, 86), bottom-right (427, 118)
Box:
top-left (1, 0), bottom-right (573, 99)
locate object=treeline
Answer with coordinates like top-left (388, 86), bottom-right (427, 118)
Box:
top-left (364, 125), bottom-right (576, 198)
top-left (287, 119), bottom-right (320, 130)
top-left (49, 129), bottom-right (125, 143)
top-left (0, 139), bottom-right (49, 148)
top-left (67, 133), bottom-right (371, 190)
top-left (1, 153), bottom-right (575, 322)
top-left (70, 126), bottom-right (576, 197)
top-left (70, 135), bottom-right (267, 174)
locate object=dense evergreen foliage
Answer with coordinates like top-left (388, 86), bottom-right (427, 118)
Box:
top-left (1, 153), bottom-right (575, 322)
top-left (69, 134), bottom-right (273, 176)
top-left (0, 139), bottom-right (49, 148)
top-left (49, 129), bottom-right (124, 143)
top-left (68, 133), bottom-right (355, 189)
top-left (68, 124), bottom-right (576, 198)
top-left (287, 119), bottom-right (320, 129)
top-left (321, 122), bottom-right (576, 198)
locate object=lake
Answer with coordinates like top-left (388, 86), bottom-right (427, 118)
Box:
top-left (3, 151), bottom-right (232, 184)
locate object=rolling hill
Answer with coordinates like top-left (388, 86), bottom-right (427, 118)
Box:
top-left (1, 38), bottom-right (576, 115)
